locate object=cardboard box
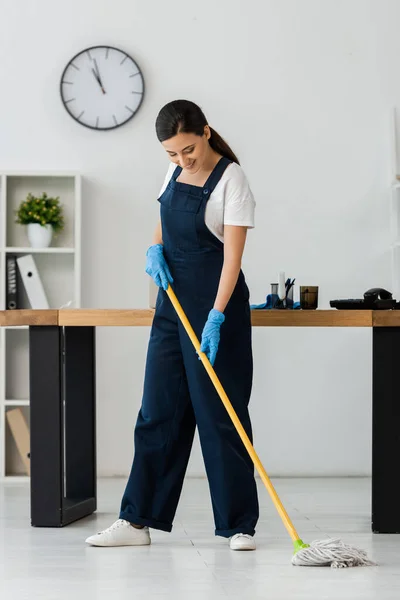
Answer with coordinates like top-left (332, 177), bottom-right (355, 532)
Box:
top-left (6, 408), bottom-right (30, 475)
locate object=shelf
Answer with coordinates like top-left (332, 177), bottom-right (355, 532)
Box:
top-left (4, 399), bottom-right (29, 406)
top-left (3, 247), bottom-right (75, 254)
top-left (0, 170), bottom-right (81, 478)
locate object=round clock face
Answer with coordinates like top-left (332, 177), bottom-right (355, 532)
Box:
top-left (60, 45), bottom-right (145, 130)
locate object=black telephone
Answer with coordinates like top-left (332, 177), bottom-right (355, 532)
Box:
top-left (363, 287), bottom-right (392, 301)
top-left (330, 288), bottom-right (397, 310)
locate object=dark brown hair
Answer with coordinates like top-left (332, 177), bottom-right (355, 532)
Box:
top-left (155, 99), bottom-right (240, 165)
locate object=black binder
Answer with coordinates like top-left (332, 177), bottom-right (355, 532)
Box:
top-left (6, 255), bottom-right (19, 310)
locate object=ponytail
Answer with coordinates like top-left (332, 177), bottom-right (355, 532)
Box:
top-left (209, 127), bottom-right (240, 165)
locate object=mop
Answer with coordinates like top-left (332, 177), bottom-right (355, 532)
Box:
top-left (165, 285), bottom-right (375, 568)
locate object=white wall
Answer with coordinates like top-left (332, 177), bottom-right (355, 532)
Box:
top-left (0, 0), bottom-right (398, 476)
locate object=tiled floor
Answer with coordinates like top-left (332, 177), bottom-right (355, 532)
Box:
top-left (0, 477), bottom-right (399, 599)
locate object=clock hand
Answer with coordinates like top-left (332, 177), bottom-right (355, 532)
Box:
top-left (91, 67), bottom-right (106, 95)
top-left (91, 68), bottom-right (100, 84)
top-left (93, 59), bottom-right (106, 94)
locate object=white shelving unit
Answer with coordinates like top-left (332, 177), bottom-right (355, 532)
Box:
top-left (0, 172), bottom-right (81, 480)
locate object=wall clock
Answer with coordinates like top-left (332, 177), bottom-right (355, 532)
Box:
top-left (60, 45), bottom-right (145, 131)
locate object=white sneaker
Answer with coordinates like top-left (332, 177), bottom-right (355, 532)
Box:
top-left (85, 519), bottom-right (151, 547)
top-left (229, 533), bottom-right (256, 551)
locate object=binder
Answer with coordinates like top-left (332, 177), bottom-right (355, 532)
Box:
top-left (6, 255), bottom-right (19, 309)
top-left (6, 408), bottom-right (31, 475)
top-left (16, 254), bottom-right (49, 309)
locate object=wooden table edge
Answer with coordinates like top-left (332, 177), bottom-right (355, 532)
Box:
top-left (2, 309), bottom-right (400, 327)
top-left (2, 308), bottom-right (397, 327)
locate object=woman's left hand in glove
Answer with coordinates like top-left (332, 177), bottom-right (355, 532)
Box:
top-left (199, 309), bottom-right (225, 366)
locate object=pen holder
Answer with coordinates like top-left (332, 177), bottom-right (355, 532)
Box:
top-left (271, 283), bottom-right (294, 309)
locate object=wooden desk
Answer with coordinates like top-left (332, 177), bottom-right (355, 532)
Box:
top-left (0, 309), bottom-right (398, 533)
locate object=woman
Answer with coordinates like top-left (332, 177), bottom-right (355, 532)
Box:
top-left (86, 100), bottom-right (259, 551)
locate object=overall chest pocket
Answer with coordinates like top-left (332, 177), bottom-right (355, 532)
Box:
top-left (159, 186), bottom-right (204, 251)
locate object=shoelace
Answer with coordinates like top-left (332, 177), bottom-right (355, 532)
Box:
top-left (98, 519), bottom-right (127, 534)
top-left (231, 534), bottom-right (252, 541)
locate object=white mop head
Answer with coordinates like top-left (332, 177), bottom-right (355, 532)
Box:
top-left (292, 538), bottom-right (376, 568)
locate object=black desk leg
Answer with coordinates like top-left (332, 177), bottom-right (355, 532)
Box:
top-left (372, 326), bottom-right (400, 533)
top-left (29, 325), bottom-right (97, 527)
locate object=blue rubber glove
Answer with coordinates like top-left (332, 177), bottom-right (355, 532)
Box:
top-left (200, 309), bottom-right (225, 366)
top-left (145, 244), bottom-right (173, 291)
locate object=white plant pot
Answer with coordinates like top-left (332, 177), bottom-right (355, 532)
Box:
top-left (27, 223), bottom-right (53, 248)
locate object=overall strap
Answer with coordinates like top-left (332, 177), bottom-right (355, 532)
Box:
top-left (202, 157), bottom-right (232, 197)
top-left (172, 165), bottom-right (182, 180)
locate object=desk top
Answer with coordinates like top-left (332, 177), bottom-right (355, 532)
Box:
top-left (0, 308), bottom-right (400, 327)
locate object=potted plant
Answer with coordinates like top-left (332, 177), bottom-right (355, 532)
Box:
top-left (15, 192), bottom-right (65, 248)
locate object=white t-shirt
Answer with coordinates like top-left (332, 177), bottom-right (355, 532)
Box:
top-left (158, 161), bottom-right (255, 242)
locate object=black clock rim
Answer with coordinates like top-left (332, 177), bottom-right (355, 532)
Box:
top-left (59, 45), bottom-right (145, 131)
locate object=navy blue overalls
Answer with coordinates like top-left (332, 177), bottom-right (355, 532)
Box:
top-left (120, 156), bottom-right (259, 537)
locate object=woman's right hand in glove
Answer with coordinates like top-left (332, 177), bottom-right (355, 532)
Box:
top-left (145, 244), bottom-right (173, 291)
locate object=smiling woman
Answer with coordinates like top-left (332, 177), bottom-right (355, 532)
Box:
top-left (85, 99), bottom-right (258, 552)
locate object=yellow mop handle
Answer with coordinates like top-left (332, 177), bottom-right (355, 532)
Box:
top-left (165, 285), bottom-right (301, 543)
